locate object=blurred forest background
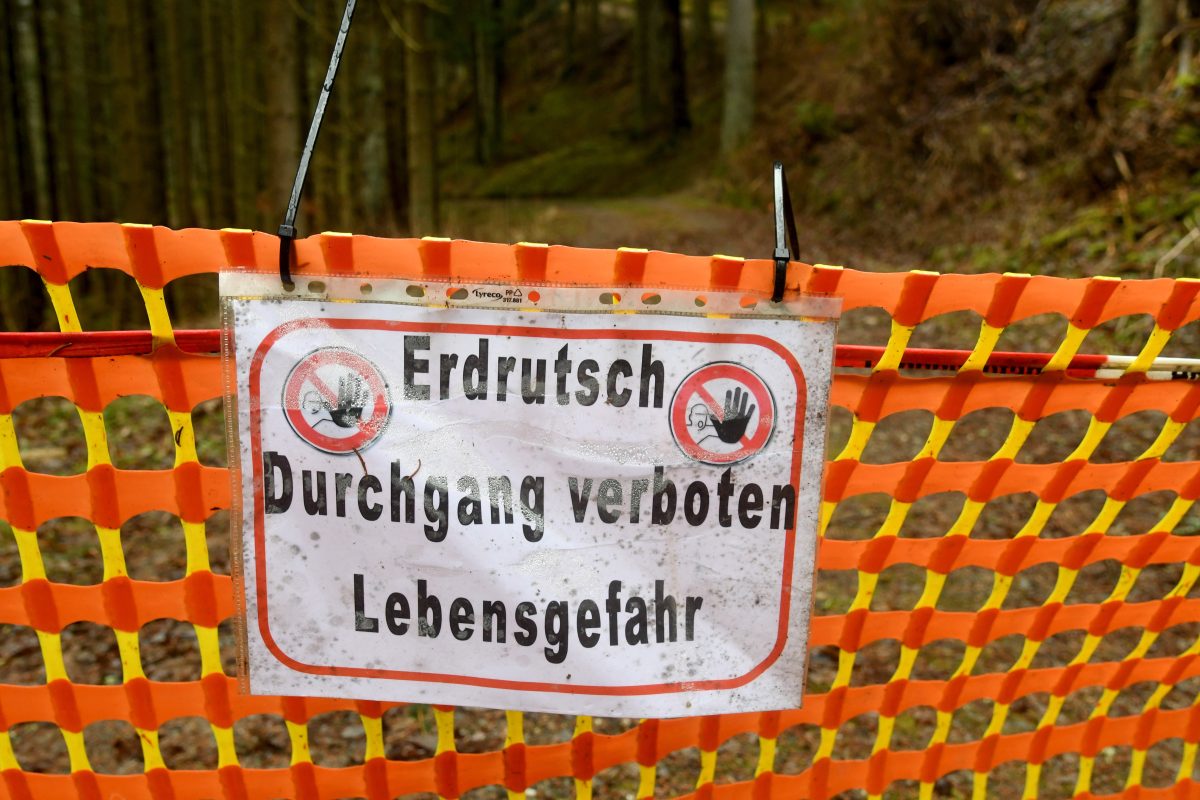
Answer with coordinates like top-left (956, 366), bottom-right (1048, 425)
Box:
top-left (1, 0), bottom-right (1199, 330)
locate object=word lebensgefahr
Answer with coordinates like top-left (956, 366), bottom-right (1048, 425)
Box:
top-left (263, 453), bottom-right (798, 541)
top-left (352, 575), bottom-right (704, 665)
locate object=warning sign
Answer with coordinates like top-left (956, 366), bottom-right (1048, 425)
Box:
top-left (282, 347), bottom-right (391, 454)
top-left (670, 362), bottom-right (777, 465)
top-left (223, 277), bottom-right (837, 718)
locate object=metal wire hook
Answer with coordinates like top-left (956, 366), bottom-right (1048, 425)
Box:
top-left (278, 0), bottom-right (358, 286)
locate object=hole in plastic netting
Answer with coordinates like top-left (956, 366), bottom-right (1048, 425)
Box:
top-left (807, 645), bottom-right (839, 693)
top-left (837, 307), bottom-right (892, 348)
top-left (383, 705), bottom-right (436, 761)
top-left (138, 618), bottom-right (200, 681)
top-left (462, 786), bottom-right (506, 800)
top-left (1093, 410), bottom-right (1169, 464)
top-left (83, 720), bottom-right (143, 774)
top-left (775, 723), bottom-right (819, 774)
top-left (871, 564), bottom-right (925, 611)
top-left (883, 780), bottom-right (920, 799)
top-left (993, 312), bottom-right (1066, 357)
top-left (1162, 417), bottom-right (1200, 463)
top-left (593, 762), bottom-right (640, 797)
top-left (0, 521), bottom-right (17, 587)
top-left (827, 405), bottom-right (853, 455)
top-left (1092, 627), bottom-right (1147, 666)
top-left (975, 634), bottom-right (1024, 674)
top-left (122, 511), bottom-right (185, 582)
top-left (10, 722), bottom-right (68, 773)
top-left (1161, 317), bottom-right (1200, 359)
top-left (38, 516), bottom-right (102, 585)
top-left (972, 492), bottom-right (1038, 539)
top-left (912, 639), bottom-right (966, 681)
top-left (1030, 630), bottom-right (1085, 670)
top-left (1080, 313), bottom-right (1155, 363)
top-left (522, 712), bottom-right (575, 745)
top-left (939, 408), bottom-right (1015, 462)
top-left (12, 397), bottom-right (86, 474)
top-left (164, 273), bottom-right (218, 328)
top-left (0, 266), bottom-right (51, 331)
top-left (890, 705), bottom-right (936, 750)
top-left (1110, 491), bottom-right (1176, 536)
top-left (898, 492), bottom-right (963, 538)
top-left (985, 761), bottom-right (1028, 799)
top-left (62, 621), bottom-right (120, 684)
top-left (593, 716), bottom-right (638, 735)
top-left (1041, 490), bottom-right (1108, 539)
top-left (360, 283), bottom-right (373, 295)
top-left (105, 396), bottom-right (173, 470)
top-left (308, 710), bottom-right (365, 767)
top-left (1143, 737), bottom-right (1185, 789)
top-left (233, 714), bottom-right (290, 768)
top-left (1146, 623), bottom-right (1200, 660)
top-left (1059, 685), bottom-right (1103, 725)
top-left (192, 398), bottom-right (226, 467)
top-left (716, 732), bottom-right (758, 784)
top-left (1001, 692), bottom-right (1047, 734)
top-left (406, 284), bottom-right (424, 298)
top-left (0, 624), bottom-right (45, 684)
top-left (68, 269), bottom-right (149, 330)
top-left (159, 716), bottom-right (218, 770)
top-left (1001, 562), bottom-right (1057, 609)
top-left (448, 287), bottom-right (468, 300)
top-left (218, 618), bottom-right (239, 677)
top-left (938, 567), bottom-right (992, 612)
top-left (1015, 410), bottom-right (1091, 465)
top-left (640, 292), bottom-right (661, 305)
top-left (1162, 675), bottom-right (1200, 710)
top-left (528, 778), bottom-right (573, 799)
top-left (1089, 745), bottom-right (1133, 795)
top-left (599, 292), bottom-right (619, 305)
top-left (814, 569), bottom-right (856, 616)
top-left (307, 280), bottom-right (326, 294)
top-left (860, 410), bottom-right (933, 465)
top-left (825, 493), bottom-right (890, 541)
top-left (850, 640), bottom-right (900, 688)
top-left (931, 771), bottom-right (972, 798)
top-left (831, 713), bottom-right (876, 761)
top-left (1064, 559), bottom-right (1122, 605)
top-left (907, 310), bottom-right (985, 352)
top-left (655, 746), bottom-right (701, 797)
top-left (454, 707), bottom-right (505, 753)
top-left (1110, 680), bottom-right (1158, 718)
top-left (948, 698), bottom-right (992, 743)
top-left (206, 509), bottom-right (231, 575)
top-left (1037, 752), bottom-right (1080, 798)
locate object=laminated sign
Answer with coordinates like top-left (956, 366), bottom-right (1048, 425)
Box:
top-left (222, 272), bottom-right (838, 717)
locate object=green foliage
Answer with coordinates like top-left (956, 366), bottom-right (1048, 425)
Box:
top-left (793, 100), bottom-right (838, 140)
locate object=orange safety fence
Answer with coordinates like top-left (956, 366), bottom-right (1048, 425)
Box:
top-left (1, 219), bottom-right (1199, 799)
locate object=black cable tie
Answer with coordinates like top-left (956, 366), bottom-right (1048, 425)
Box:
top-left (771, 161), bottom-right (800, 303)
top-left (278, 0), bottom-right (357, 287)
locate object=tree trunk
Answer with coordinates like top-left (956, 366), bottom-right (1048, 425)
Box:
top-left (1178, 0), bottom-right (1197, 91)
top-left (200, 2), bottom-right (230, 224)
top-left (358, 15), bottom-right (391, 231)
top-left (157, 0), bottom-right (194, 227)
top-left (384, 11), bottom-right (408, 227)
top-left (634, 0), bottom-right (653, 133)
top-left (13, 0), bottom-right (52, 219)
top-left (662, 0), bottom-right (690, 133)
top-left (720, 0), bottom-right (756, 154)
top-left (474, 0), bottom-right (503, 163)
top-left (62, 0), bottom-right (96, 221)
top-left (264, 0), bottom-right (298, 230)
top-left (0, 0), bottom-right (19, 219)
top-left (405, 0), bottom-right (439, 235)
top-left (585, 0), bottom-right (601, 60)
top-left (564, 0), bottom-right (578, 75)
top-left (692, 0), bottom-right (714, 71)
top-left (1135, 0), bottom-right (1170, 85)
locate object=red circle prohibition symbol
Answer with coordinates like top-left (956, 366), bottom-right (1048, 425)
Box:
top-left (669, 362), bottom-right (776, 465)
top-left (282, 347), bottom-right (391, 454)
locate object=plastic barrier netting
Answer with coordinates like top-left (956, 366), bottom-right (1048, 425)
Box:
top-left (1, 219), bottom-right (1199, 799)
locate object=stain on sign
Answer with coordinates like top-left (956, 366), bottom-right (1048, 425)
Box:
top-left (223, 277), bottom-right (838, 717)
